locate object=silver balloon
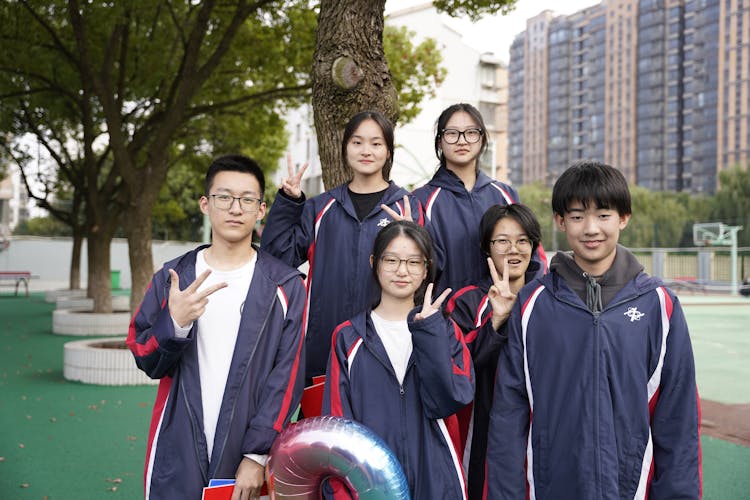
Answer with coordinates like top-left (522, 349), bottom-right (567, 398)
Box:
top-left (268, 415), bottom-right (411, 500)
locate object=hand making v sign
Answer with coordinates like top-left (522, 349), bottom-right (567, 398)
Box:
top-left (486, 257), bottom-right (517, 331)
top-left (414, 283), bottom-right (453, 321)
top-left (380, 194), bottom-right (414, 222)
top-left (280, 154), bottom-right (309, 199)
top-left (168, 268), bottom-right (227, 328)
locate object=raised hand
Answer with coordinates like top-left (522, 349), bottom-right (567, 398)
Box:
top-left (280, 154), bottom-right (309, 199)
top-left (168, 269), bottom-right (227, 328)
top-left (414, 283), bottom-right (452, 321)
top-left (380, 195), bottom-right (413, 222)
top-left (487, 257), bottom-right (517, 330)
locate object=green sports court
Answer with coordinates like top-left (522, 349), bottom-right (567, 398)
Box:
top-left (0, 293), bottom-right (748, 499)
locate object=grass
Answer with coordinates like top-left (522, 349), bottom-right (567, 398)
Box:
top-left (0, 295), bottom-right (152, 498)
top-left (0, 293), bottom-right (748, 499)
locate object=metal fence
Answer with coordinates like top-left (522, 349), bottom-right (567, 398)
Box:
top-left (631, 247), bottom-right (750, 293)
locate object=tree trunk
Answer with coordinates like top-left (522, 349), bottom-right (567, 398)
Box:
top-left (124, 204), bottom-right (155, 314)
top-left (312, 0), bottom-right (398, 190)
top-left (86, 232), bottom-right (113, 313)
top-left (69, 229), bottom-right (83, 290)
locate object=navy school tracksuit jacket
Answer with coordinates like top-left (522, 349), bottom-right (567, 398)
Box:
top-left (413, 166), bottom-right (547, 293)
top-left (126, 246), bottom-right (306, 500)
top-left (446, 260), bottom-right (541, 500)
top-left (260, 181), bottom-right (423, 380)
top-left (486, 270), bottom-right (702, 499)
top-left (322, 310), bottom-right (474, 500)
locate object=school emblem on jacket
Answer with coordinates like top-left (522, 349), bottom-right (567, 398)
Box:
top-left (377, 218), bottom-right (391, 227)
top-left (624, 306), bottom-right (645, 322)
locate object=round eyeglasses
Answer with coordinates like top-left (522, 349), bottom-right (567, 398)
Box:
top-left (441, 128), bottom-right (483, 144)
top-left (209, 194), bottom-right (262, 212)
top-left (379, 255), bottom-right (427, 275)
top-left (490, 238), bottom-right (532, 254)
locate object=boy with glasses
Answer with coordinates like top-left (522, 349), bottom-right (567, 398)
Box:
top-left (486, 161), bottom-right (701, 499)
top-left (128, 155), bottom-right (306, 500)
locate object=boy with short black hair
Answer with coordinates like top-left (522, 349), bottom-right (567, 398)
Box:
top-left (128, 154), bottom-right (306, 500)
top-left (486, 160), bottom-right (701, 499)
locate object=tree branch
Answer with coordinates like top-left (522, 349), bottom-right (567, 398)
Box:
top-left (185, 84), bottom-right (311, 117)
top-left (18, 0), bottom-right (81, 71)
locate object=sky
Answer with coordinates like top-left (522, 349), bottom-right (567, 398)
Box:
top-left (385, 0), bottom-right (598, 62)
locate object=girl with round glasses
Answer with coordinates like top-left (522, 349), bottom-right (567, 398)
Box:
top-left (413, 103), bottom-right (547, 294)
top-left (322, 221), bottom-right (474, 499)
top-left (445, 203), bottom-right (542, 499)
top-left (261, 111), bottom-right (423, 384)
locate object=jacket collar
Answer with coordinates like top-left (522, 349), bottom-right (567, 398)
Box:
top-left (428, 166), bottom-right (495, 193)
top-left (328, 181), bottom-right (410, 220)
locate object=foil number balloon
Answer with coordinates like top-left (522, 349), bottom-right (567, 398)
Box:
top-left (267, 415), bottom-right (411, 499)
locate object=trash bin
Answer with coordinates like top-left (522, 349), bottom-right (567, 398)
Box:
top-left (110, 270), bottom-right (121, 290)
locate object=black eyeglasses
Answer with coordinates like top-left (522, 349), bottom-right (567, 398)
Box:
top-left (441, 128), bottom-right (483, 144)
top-left (209, 194), bottom-right (262, 212)
top-left (490, 238), bottom-right (532, 254)
top-left (379, 255), bottom-right (428, 275)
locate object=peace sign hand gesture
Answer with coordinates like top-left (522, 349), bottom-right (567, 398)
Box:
top-left (168, 269), bottom-right (227, 328)
top-left (487, 257), bottom-right (517, 330)
top-left (380, 195), bottom-right (414, 222)
top-left (280, 154), bottom-right (309, 199)
top-left (414, 283), bottom-right (452, 321)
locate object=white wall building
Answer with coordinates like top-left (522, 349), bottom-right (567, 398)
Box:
top-left (273, 1), bottom-right (509, 195)
top-left (0, 165), bottom-right (30, 237)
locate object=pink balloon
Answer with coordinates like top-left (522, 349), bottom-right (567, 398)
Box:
top-left (268, 416), bottom-right (410, 499)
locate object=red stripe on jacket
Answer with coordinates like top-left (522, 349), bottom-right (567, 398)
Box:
top-left (273, 281), bottom-right (306, 432)
top-left (329, 320), bottom-right (353, 417)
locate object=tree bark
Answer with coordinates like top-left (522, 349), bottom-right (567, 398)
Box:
top-left (312, 0), bottom-right (398, 190)
top-left (124, 202), bottom-right (155, 314)
top-left (69, 229), bottom-right (83, 290)
top-left (86, 232), bottom-right (112, 313)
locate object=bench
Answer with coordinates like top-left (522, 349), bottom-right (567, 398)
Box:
top-left (0, 271), bottom-right (38, 297)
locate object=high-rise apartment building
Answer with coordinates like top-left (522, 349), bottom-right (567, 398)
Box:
top-left (509, 0), bottom-right (749, 194)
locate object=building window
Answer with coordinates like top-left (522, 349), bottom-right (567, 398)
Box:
top-left (481, 64), bottom-right (497, 88)
top-left (480, 102), bottom-right (498, 128)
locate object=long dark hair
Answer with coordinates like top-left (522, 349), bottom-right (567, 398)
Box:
top-left (371, 220), bottom-right (436, 306)
top-left (341, 110), bottom-right (395, 181)
top-left (434, 103), bottom-right (488, 169)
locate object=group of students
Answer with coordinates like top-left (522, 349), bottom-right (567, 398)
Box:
top-left (127, 103), bottom-right (702, 500)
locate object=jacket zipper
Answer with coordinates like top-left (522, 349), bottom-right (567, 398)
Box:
top-left (166, 265), bottom-right (211, 485)
top-left (211, 290), bottom-right (275, 476)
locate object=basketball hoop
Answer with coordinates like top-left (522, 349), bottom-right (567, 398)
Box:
top-left (693, 222), bottom-right (731, 246)
top-left (692, 222), bottom-right (744, 296)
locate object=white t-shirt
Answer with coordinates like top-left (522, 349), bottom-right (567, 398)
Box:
top-left (370, 310), bottom-right (412, 385)
top-left (173, 249), bottom-right (256, 462)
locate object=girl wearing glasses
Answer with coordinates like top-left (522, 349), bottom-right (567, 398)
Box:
top-left (322, 220), bottom-right (473, 500)
top-left (261, 111), bottom-right (423, 384)
top-left (413, 103), bottom-right (547, 293)
top-left (445, 203), bottom-right (542, 500)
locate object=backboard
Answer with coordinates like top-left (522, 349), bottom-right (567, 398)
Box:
top-left (693, 222), bottom-right (732, 246)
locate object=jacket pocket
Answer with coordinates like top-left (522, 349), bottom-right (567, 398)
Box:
top-left (619, 435), bottom-right (647, 497)
top-left (531, 430), bottom-right (548, 493)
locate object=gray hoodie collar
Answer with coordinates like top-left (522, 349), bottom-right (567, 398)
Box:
top-left (550, 245), bottom-right (644, 312)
